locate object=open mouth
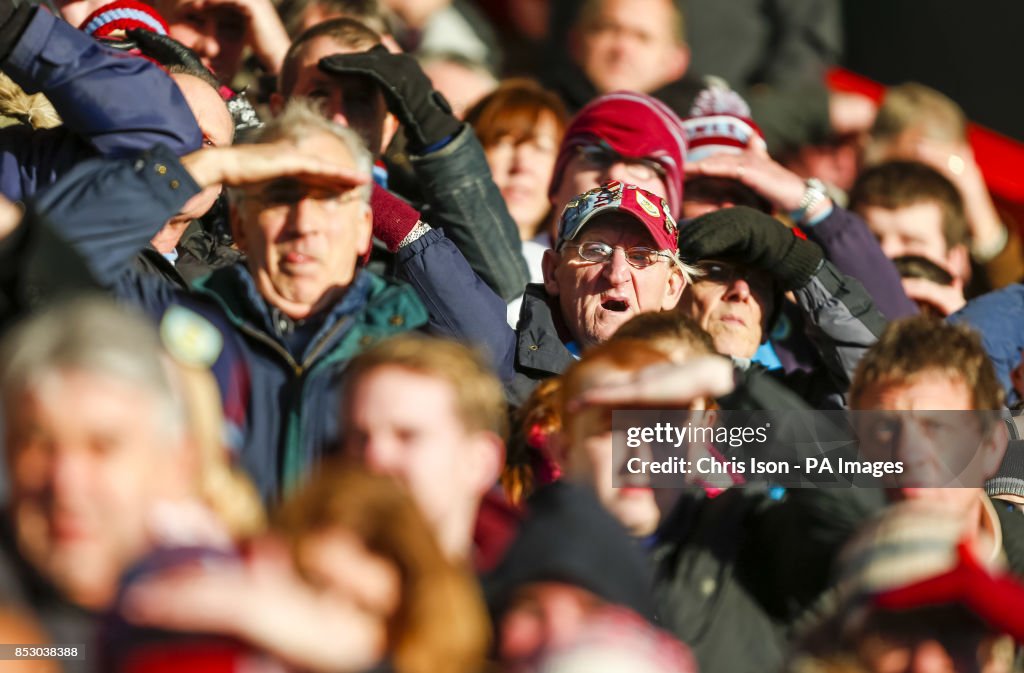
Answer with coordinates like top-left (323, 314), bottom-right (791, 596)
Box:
top-left (602, 298), bottom-right (629, 312)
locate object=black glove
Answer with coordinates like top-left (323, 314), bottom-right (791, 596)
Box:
top-left (318, 44), bottom-right (461, 153)
top-left (0, 1), bottom-right (34, 63)
top-left (680, 206), bottom-right (824, 291)
top-left (127, 29), bottom-right (213, 78)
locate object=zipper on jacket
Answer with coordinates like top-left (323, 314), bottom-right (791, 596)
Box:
top-left (234, 321), bottom-right (304, 376)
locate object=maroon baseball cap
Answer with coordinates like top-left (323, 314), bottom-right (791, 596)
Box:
top-left (556, 181), bottom-right (679, 253)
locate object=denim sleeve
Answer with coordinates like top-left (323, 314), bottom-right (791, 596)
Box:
top-left (409, 125), bottom-right (530, 302)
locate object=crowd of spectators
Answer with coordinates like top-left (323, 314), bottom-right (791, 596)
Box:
top-left (1, 0), bottom-right (1023, 671)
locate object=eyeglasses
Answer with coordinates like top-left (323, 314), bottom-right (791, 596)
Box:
top-left (694, 260), bottom-right (773, 289)
top-left (574, 144), bottom-right (666, 183)
top-left (566, 240), bottom-right (677, 269)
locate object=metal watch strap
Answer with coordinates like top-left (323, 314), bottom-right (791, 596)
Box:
top-left (397, 221), bottom-right (432, 249)
top-left (792, 178), bottom-right (827, 224)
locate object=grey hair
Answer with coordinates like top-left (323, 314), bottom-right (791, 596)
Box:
top-left (0, 295), bottom-right (188, 445)
top-left (244, 98), bottom-right (374, 203)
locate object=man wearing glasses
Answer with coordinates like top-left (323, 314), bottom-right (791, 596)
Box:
top-left (508, 180), bottom-right (692, 404)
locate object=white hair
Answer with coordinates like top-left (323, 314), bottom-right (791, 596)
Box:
top-left (0, 295), bottom-right (188, 446)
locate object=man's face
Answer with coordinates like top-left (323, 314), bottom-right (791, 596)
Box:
top-left (171, 73), bottom-right (235, 224)
top-left (573, 0), bottom-right (688, 95)
top-left (550, 145), bottom-right (670, 218)
top-left (853, 371), bottom-right (1007, 506)
top-left (5, 369), bottom-right (184, 609)
top-left (233, 133), bottom-right (372, 320)
top-left (679, 260), bottom-right (775, 359)
top-left (284, 37), bottom-right (389, 155)
top-left (541, 214), bottom-right (685, 348)
top-left (564, 364), bottom-right (661, 536)
top-left (161, 0), bottom-right (248, 81)
top-left (343, 366), bottom-right (489, 556)
top-left (860, 202), bottom-right (955, 270)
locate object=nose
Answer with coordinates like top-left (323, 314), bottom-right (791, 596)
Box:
top-left (723, 277), bottom-right (753, 302)
top-left (192, 20), bottom-right (221, 61)
top-left (602, 247), bottom-right (632, 285)
top-left (49, 450), bottom-right (88, 505)
top-left (327, 91), bottom-right (349, 128)
top-left (604, 162), bottom-right (633, 185)
top-left (893, 420), bottom-right (941, 482)
top-left (909, 640), bottom-right (955, 673)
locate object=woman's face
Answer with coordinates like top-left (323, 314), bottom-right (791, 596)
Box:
top-left (484, 112), bottom-right (561, 241)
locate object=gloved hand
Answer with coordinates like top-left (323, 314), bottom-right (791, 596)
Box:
top-left (318, 45), bottom-right (461, 154)
top-left (680, 205), bottom-right (824, 290)
top-left (127, 28), bottom-right (213, 77)
top-left (370, 183), bottom-right (425, 252)
top-left (0, 2), bottom-right (34, 63)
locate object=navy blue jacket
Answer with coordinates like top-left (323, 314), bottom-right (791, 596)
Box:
top-left (0, 7), bottom-right (201, 203)
top-left (32, 146), bottom-right (514, 500)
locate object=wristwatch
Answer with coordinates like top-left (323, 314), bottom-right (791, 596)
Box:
top-left (790, 178), bottom-right (829, 224)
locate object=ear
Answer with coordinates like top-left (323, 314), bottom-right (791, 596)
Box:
top-left (541, 248), bottom-right (563, 296)
top-left (468, 431), bottom-right (505, 496)
top-left (270, 92), bottom-right (285, 117)
top-left (661, 267), bottom-right (686, 309)
top-left (380, 113), bottom-right (400, 155)
top-left (978, 419), bottom-right (1009, 483)
top-left (947, 243), bottom-right (971, 283)
top-left (666, 43), bottom-right (690, 82)
top-left (356, 202), bottom-right (374, 256)
top-left (229, 198), bottom-right (247, 252)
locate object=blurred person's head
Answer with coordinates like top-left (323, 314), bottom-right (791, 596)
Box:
top-left (542, 181), bottom-right (690, 349)
top-left (276, 463), bottom-right (490, 673)
top-left (274, 19), bottom-right (398, 156)
top-left (279, 0), bottom-right (394, 41)
top-left (558, 334), bottom-right (717, 536)
top-left (793, 500), bottom-right (1018, 673)
top-left (0, 297), bottom-right (196, 610)
top-left (570, 0), bottom-right (689, 96)
top-left (550, 92), bottom-right (687, 218)
top-left (680, 81), bottom-right (773, 218)
top-left (380, 0), bottom-right (449, 30)
top-left (610, 309), bottom-right (716, 364)
top-left (676, 209), bottom-right (783, 360)
top-left (150, 0), bottom-right (250, 81)
top-left (862, 83), bottom-right (967, 168)
top-left (558, 340), bottom-right (671, 536)
top-left (418, 52), bottom-right (497, 120)
top-left (229, 100), bottom-right (374, 321)
top-left (157, 68), bottom-right (235, 249)
top-left (466, 79), bottom-right (569, 242)
top-left (850, 316), bottom-right (1007, 506)
top-left (486, 482), bottom-right (660, 672)
top-left (340, 335), bottom-right (506, 560)
top-left (849, 161), bottom-right (970, 283)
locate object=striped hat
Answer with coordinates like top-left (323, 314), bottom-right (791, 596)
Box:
top-left (551, 92), bottom-right (687, 217)
top-left (79, 0), bottom-right (169, 39)
top-left (682, 79), bottom-right (766, 164)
